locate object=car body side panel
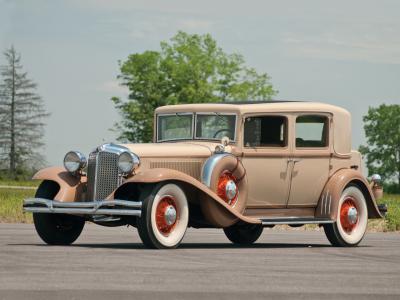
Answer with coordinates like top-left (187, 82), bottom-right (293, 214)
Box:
top-left (33, 167), bottom-right (86, 202)
top-left (111, 168), bottom-right (260, 225)
top-left (315, 168), bottom-right (382, 220)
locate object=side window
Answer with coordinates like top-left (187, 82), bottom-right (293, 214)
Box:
top-left (296, 115), bottom-right (328, 148)
top-left (244, 116), bottom-right (287, 147)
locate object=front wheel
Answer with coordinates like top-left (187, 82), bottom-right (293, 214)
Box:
top-left (224, 223), bottom-right (263, 245)
top-left (137, 183), bottom-right (189, 249)
top-left (33, 213), bottom-right (85, 245)
top-left (323, 185), bottom-right (368, 247)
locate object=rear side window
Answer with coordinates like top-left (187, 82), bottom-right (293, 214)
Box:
top-left (296, 115), bottom-right (328, 148)
top-left (244, 116), bottom-right (287, 147)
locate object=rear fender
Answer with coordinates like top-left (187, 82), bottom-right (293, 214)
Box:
top-left (112, 168), bottom-right (259, 227)
top-left (33, 167), bottom-right (86, 202)
top-left (315, 169), bottom-right (382, 220)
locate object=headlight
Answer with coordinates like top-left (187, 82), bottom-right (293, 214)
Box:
top-left (63, 151), bottom-right (87, 173)
top-left (371, 174), bottom-right (382, 184)
top-left (118, 151), bottom-right (140, 174)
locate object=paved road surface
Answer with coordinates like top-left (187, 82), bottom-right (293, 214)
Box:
top-left (0, 223), bottom-right (399, 299)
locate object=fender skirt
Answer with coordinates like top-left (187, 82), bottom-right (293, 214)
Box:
top-left (113, 168), bottom-right (260, 226)
top-left (33, 167), bottom-right (86, 202)
top-left (315, 169), bottom-right (383, 220)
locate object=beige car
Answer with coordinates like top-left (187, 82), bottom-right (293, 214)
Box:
top-left (24, 101), bottom-right (385, 249)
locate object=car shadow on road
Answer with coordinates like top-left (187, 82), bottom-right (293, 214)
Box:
top-left (8, 242), bottom-right (333, 249)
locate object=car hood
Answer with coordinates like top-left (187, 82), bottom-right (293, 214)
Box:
top-left (121, 142), bottom-right (225, 158)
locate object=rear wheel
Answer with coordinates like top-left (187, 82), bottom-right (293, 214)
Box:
top-left (323, 185), bottom-right (368, 247)
top-left (224, 223), bottom-right (263, 245)
top-left (137, 183), bottom-right (189, 249)
top-left (33, 180), bottom-right (85, 245)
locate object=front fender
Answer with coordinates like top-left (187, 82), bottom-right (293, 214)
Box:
top-left (113, 168), bottom-right (259, 226)
top-left (33, 167), bottom-right (86, 202)
top-left (315, 168), bottom-right (382, 220)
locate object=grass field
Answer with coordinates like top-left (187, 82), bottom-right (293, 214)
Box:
top-left (0, 183), bottom-right (399, 231)
top-left (0, 179), bottom-right (39, 187)
top-left (0, 188), bottom-right (35, 223)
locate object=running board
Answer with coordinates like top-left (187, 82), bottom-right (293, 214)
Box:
top-left (260, 217), bottom-right (334, 226)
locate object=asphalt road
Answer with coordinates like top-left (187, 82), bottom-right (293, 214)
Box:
top-left (0, 223), bottom-right (399, 300)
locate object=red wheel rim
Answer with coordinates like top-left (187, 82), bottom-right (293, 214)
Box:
top-left (155, 196), bottom-right (178, 236)
top-left (340, 197), bottom-right (359, 233)
top-left (217, 171), bottom-right (238, 206)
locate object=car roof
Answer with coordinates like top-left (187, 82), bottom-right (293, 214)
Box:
top-left (155, 100), bottom-right (350, 116)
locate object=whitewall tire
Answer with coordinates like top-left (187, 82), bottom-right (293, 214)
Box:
top-left (324, 185), bottom-right (368, 247)
top-left (137, 183), bottom-right (189, 249)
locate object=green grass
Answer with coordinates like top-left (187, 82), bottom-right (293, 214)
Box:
top-left (0, 179), bottom-right (39, 187)
top-left (379, 194), bottom-right (400, 231)
top-left (0, 188), bottom-right (35, 223)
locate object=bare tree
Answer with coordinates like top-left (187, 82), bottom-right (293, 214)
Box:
top-left (0, 46), bottom-right (49, 178)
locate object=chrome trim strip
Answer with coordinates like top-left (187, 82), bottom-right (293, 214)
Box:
top-left (320, 192), bottom-right (325, 215)
top-left (328, 194), bottom-right (331, 215)
top-left (201, 153), bottom-right (231, 187)
top-left (93, 151), bottom-right (99, 200)
top-left (97, 143), bottom-right (130, 155)
top-left (23, 198), bottom-right (142, 216)
top-left (260, 217), bottom-right (334, 225)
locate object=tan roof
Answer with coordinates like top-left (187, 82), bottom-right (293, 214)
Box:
top-left (155, 101), bottom-right (350, 116)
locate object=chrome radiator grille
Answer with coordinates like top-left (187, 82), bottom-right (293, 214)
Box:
top-left (86, 151), bottom-right (121, 201)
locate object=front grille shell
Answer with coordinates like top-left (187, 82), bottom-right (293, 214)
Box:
top-left (86, 144), bottom-right (128, 201)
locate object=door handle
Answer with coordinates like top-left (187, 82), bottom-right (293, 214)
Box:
top-left (287, 158), bottom-right (302, 163)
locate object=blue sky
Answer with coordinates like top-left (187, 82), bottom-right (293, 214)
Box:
top-left (1, 0), bottom-right (399, 166)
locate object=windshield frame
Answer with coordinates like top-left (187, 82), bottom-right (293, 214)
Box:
top-left (156, 112), bottom-right (195, 142)
top-left (194, 112), bottom-right (237, 142)
top-left (156, 112), bottom-right (237, 143)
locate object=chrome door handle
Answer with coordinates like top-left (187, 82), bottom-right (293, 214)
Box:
top-left (287, 158), bottom-right (302, 163)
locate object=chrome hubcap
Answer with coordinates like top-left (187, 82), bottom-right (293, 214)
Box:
top-left (164, 205), bottom-right (177, 226)
top-left (347, 207), bottom-right (358, 225)
top-left (225, 180), bottom-right (238, 201)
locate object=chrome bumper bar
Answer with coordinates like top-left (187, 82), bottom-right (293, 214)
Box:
top-left (23, 198), bottom-right (142, 217)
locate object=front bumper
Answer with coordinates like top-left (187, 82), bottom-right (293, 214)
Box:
top-left (23, 198), bottom-right (142, 217)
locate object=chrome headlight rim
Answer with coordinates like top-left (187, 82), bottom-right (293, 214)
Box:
top-left (371, 174), bottom-right (382, 184)
top-left (63, 151), bottom-right (87, 173)
top-left (118, 151), bottom-right (140, 174)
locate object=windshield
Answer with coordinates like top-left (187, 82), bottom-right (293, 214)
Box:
top-left (157, 113), bottom-right (236, 142)
top-left (157, 114), bottom-right (193, 141)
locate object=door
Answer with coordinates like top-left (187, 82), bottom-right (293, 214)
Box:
top-left (287, 114), bottom-right (331, 207)
top-left (241, 115), bottom-right (291, 208)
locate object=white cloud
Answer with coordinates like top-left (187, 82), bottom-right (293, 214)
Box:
top-left (98, 80), bottom-right (129, 95)
top-left (283, 24), bottom-right (400, 65)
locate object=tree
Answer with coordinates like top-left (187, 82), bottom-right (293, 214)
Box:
top-left (0, 46), bottom-right (49, 178)
top-left (112, 31), bottom-right (277, 143)
top-left (359, 104), bottom-right (400, 192)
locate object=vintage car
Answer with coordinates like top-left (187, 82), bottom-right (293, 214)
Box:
top-left (23, 101), bottom-right (386, 249)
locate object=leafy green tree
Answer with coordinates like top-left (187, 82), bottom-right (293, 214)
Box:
top-left (112, 31), bottom-right (277, 142)
top-left (359, 104), bottom-right (400, 191)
